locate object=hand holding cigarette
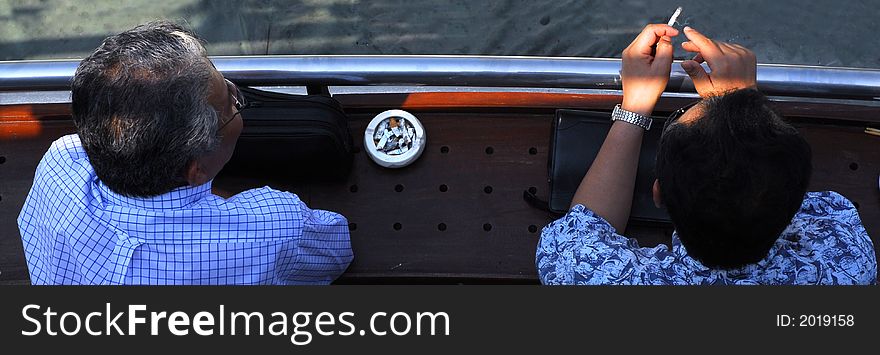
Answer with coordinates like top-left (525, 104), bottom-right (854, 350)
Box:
top-left (680, 27), bottom-right (758, 97)
top-left (620, 24), bottom-right (680, 116)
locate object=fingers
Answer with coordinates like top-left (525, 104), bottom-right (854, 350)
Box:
top-left (719, 42), bottom-right (745, 56)
top-left (653, 36), bottom-right (675, 68)
top-left (627, 24), bottom-right (680, 56)
top-left (681, 41), bottom-right (700, 53)
top-left (692, 53), bottom-right (704, 63)
top-left (681, 60), bottom-right (713, 95)
top-left (682, 26), bottom-right (721, 59)
top-left (729, 43), bottom-right (757, 62)
top-left (684, 38), bottom-right (751, 58)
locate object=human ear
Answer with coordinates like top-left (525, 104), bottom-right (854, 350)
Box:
top-left (652, 179), bottom-right (664, 208)
top-left (185, 159), bottom-right (210, 186)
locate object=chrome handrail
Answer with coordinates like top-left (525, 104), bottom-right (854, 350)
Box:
top-left (1, 55), bottom-right (879, 100)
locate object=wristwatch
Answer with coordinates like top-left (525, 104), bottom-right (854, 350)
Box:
top-left (611, 104), bottom-right (652, 130)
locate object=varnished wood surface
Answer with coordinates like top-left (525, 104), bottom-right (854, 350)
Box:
top-left (335, 92), bottom-right (880, 123)
top-left (2, 91), bottom-right (879, 123)
top-left (0, 94), bottom-right (877, 283)
top-left (0, 120), bottom-right (77, 282)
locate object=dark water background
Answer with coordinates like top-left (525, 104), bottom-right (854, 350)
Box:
top-left (1, 0), bottom-right (879, 68)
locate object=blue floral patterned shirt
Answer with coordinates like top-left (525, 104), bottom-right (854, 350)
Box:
top-left (536, 191), bottom-right (877, 285)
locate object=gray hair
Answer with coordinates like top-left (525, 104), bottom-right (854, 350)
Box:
top-left (72, 20), bottom-right (220, 197)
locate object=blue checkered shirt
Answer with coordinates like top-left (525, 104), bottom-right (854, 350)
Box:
top-left (18, 135), bottom-right (353, 285)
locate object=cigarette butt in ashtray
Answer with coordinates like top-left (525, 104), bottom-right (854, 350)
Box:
top-left (364, 109), bottom-right (426, 168)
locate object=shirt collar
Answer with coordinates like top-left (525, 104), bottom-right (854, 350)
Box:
top-left (98, 180), bottom-right (213, 209)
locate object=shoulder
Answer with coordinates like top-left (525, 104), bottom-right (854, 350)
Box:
top-left (793, 191), bottom-right (868, 244)
top-left (40, 134), bottom-right (89, 170)
top-left (231, 186), bottom-right (301, 203)
top-left (536, 205), bottom-right (675, 285)
top-left (795, 191), bottom-right (868, 238)
top-left (225, 186), bottom-right (347, 225)
top-left (31, 134), bottom-right (95, 192)
top-left (224, 186), bottom-right (305, 213)
top-left (786, 191), bottom-right (877, 284)
top-left (19, 135), bottom-right (95, 233)
top-left (542, 204), bottom-right (618, 239)
top-left (799, 191), bottom-right (859, 215)
top-left (538, 205), bottom-right (623, 259)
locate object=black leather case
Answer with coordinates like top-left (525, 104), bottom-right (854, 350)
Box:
top-left (224, 87), bottom-right (354, 181)
top-left (548, 109), bottom-right (670, 222)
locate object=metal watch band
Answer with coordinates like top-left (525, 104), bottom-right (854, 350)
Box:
top-left (611, 104), bottom-right (652, 130)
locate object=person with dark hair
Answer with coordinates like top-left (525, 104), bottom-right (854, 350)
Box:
top-left (17, 21), bottom-right (353, 285)
top-left (536, 25), bottom-right (876, 285)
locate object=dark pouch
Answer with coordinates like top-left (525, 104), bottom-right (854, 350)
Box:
top-left (546, 109), bottom-right (670, 223)
top-left (224, 87), bottom-right (355, 181)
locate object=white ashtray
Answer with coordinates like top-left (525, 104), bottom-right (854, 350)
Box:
top-left (364, 109), bottom-right (426, 168)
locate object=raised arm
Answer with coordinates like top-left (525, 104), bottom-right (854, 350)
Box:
top-left (569, 24), bottom-right (678, 232)
top-left (679, 26), bottom-right (757, 97)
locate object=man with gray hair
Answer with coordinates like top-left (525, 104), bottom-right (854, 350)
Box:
top-left (17, 21), bottom-right (353, 285)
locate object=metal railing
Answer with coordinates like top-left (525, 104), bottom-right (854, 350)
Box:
top-left (1, 55), bottom-right (879, 101)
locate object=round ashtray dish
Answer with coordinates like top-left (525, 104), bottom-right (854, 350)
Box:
top-left (364, 109), bottom-right (426, 168)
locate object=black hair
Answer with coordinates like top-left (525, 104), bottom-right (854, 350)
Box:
top-left (71, 20), bottom-right (219, 197)
top-left (656, 89), bottom-right (812, 268)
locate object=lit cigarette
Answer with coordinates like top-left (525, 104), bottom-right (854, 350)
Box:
top-left (667, 7), bottom-right (683, 27)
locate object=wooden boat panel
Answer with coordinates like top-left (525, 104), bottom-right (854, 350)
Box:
top-left (335, 92), bottom-right (880, 123)
top-left (0, 115), bottom-right (76, 282)
top-left (1, 99), bottom-right (877, 283)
